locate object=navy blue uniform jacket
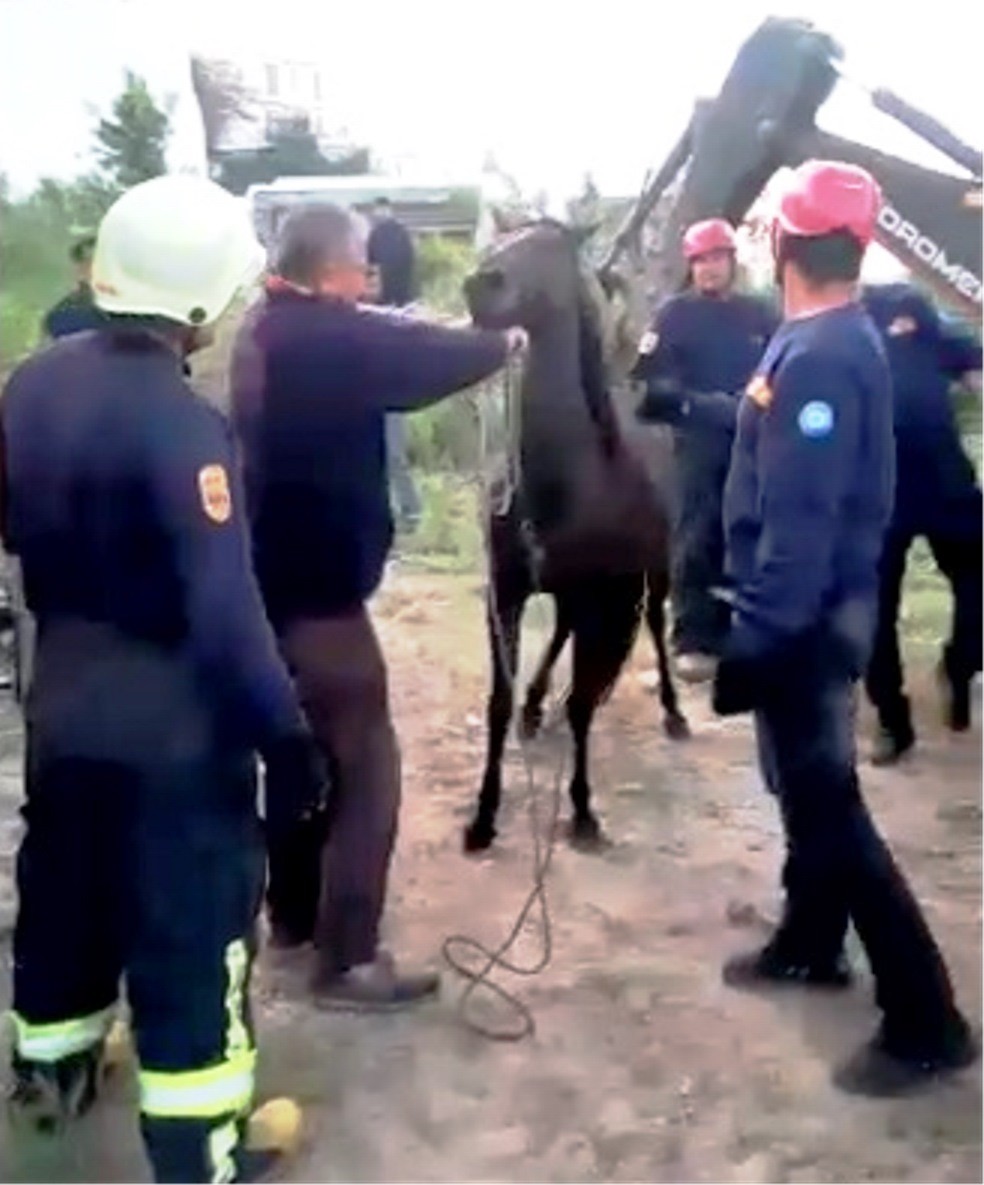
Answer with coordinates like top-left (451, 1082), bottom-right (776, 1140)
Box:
top-left (634, 291), bottom-right (779, 432)
top-left (861, 283), bottom-right (981, 534)
top-left (0, 329), bottom-right (302, 751)
top-left (230, 290), bottom-right (508, 626)
top-left (723, 303), bottom-right (895, 662)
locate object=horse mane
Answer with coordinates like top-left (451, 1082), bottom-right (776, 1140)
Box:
top-left (575, 269), bottom-right (622, 452)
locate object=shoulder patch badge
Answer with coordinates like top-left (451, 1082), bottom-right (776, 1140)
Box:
top-left (198, 464), bottom-right (232, 523)
top-left (638, 330), bottom-right (659, 355)
top-left (798, 400), bottom-right (835, 439)
top-left (745, 374), bottom-right (773, 409)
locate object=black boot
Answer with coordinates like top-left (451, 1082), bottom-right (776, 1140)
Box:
top-left (834, 1015), bottom-right (979, 1097)
top-left (938, 652), bottom-right (972, 733)
top-left (870, 722), bottom-right (916, 766)
top-left (723, 942), bottom-right (853, 992)
top-left (870, 693), bottom-right (916, 766)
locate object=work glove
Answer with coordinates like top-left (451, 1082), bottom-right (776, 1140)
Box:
top-left (262, 730), bottom-right (330, 833)
top-left (712, 621), bottom-right (858, 717)
top-left (712, 649), bottom-right (765, 717)
top-left (634, 377), bottom-right (690, 425)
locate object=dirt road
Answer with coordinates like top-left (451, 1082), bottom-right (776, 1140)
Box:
top-left (0, 569), bottom-right (980, 1183)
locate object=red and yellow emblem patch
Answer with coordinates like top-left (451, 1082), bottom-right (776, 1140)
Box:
top-left (745, 374), bottom-right (773, 409)
top-left (198, 464), bottom-right (232, 524)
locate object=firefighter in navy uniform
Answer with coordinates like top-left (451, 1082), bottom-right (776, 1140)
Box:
top-left (1, 176), bottom-right (323, 1182)
top-left (713, 160), bottom-right (977, 1096)
top-left (634, 218), bottom-right (778, 682)
top-left (860, 282), bottom-right (982, 764)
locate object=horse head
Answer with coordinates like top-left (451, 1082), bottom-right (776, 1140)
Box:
top-left (464, 214), bottom-right (597, 333)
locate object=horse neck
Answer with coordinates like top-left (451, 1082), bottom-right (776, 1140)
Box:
top-left (520, 312), bottom-right (597, 450)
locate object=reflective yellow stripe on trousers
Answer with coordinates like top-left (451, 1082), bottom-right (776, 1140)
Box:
top-left (8, 1005), bottom-right (115, 1063)
top-left (140, 1050), bottom-right (257, 1119)
top-left (140, 938), bottom-right (256, 1120)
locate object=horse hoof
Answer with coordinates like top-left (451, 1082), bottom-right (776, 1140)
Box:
top-left (568, 816), bottom-right (608, 852)
top-left (463, 821), bottom-right (496, 854)
top-left (520, 704), bottom-right (543, 740)
top-left (664, 713), bottom-right (691, 741)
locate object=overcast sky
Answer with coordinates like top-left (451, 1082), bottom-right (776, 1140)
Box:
top-left (1, 0), bottom-right (980, 205)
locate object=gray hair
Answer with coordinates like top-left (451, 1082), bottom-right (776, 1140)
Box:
top-left (273, 202), bottom-right (367, 284)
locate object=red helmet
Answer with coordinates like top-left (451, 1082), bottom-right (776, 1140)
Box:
top-left (682, 218), bottom-right (737, 260)
top-left (773, 160), bottom-right (882, 248)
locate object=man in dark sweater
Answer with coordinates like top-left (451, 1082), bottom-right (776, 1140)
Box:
top-left (230, 203), bottom-right (525, 1009)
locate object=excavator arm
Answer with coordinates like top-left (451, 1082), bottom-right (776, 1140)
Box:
top-left (606, 16), bottom-right (982, 319)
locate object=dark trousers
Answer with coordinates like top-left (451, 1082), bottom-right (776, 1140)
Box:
top-left (754, 673), bottom-right (962, 1052)
top-left (866, 519), bottom-right (982, 732)
top-left (12, 623), bottom-right (264, 1183)
top-left (266, 609), bottom-right (400, 975)
top-left (671, 431), bottom-right (732, 655)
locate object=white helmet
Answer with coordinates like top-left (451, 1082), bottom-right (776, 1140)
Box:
top-left (92, 175), bottom-right (265, 326)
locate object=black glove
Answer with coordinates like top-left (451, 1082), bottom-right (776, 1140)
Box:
top-left (712, 652), bottom-right (764, 716)
top-left (262, 731), bottom-right (330, 832)
top-left (712, 624), bottom-right (857, 717)
top-left (635, 377), bottom-right (690, 425)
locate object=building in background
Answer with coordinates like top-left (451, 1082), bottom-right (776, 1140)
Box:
top-left (246, 175), bottom-right (484, 248)
top-left (206, 56), bottom-right (357, 157)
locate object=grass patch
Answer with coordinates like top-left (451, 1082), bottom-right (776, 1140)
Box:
top-left (395, 474), bottom-right (483, 573)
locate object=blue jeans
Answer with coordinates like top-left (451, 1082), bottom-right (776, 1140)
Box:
top-left (385, 415), bottom-right (422, 531)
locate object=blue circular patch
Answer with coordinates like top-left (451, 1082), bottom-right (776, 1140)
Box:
top-left (798, 400), bottom-right (834, 438)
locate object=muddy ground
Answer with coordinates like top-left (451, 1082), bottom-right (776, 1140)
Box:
top-left (0, 568), bottom-right (980, 1183)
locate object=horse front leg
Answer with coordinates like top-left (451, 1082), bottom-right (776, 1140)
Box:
top-left (464, 575), bottom-right (525, 853)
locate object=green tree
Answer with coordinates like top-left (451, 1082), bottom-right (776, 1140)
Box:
top-left (0, 173), bottom-right (121, 363)
top-left (95, 71), bottom-right (171, 189)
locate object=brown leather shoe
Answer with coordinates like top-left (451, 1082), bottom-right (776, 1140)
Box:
top-left (312, 952), bottom-right (440, 1013)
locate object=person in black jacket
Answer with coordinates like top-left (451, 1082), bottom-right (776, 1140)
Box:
top-left (368, 197), bottom-right (424, 531)
top-left (860, 283), bottom-right (982, 764)
top-left (230, 203), bottom-right (526, 1009)
top-left (42, 237), bottom-right (106, 340)
top-left (367, 196), bottom-right (416, 306)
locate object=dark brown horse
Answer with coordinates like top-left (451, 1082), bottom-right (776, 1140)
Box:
top-left (462, 219), bottom-right (688, 853)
